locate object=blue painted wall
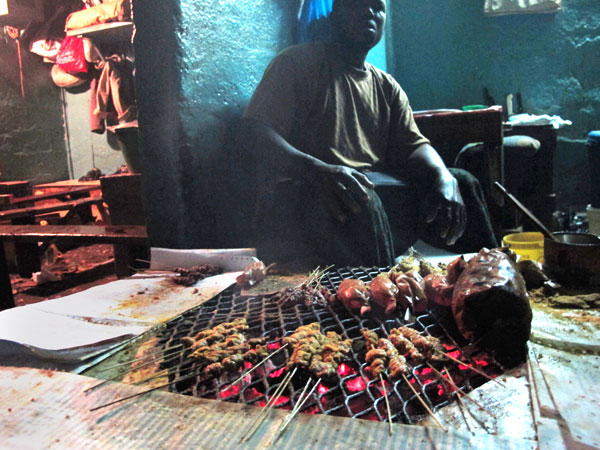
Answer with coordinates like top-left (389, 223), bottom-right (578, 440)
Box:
top-left (134, 0), bottom-right (299, 248)
top-left (388, 0), bottom-right (599, 209)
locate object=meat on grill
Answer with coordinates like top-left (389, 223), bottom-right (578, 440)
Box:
top-left (178, 318), bottom-right (268, 377)
top-left (336, 270), bottom-right (430, 317)
top-left (173, 264), bottom-right (223, 286)
top-left (360, 328), bottom-right (379, 351)
top-left (284, 323), bottom-right (352, 379)
top-left (389, 270), bottom-right (428, 314)
top-left (452, 248), bottom-right (532, 367)
top-left (392, 327), bottom-right (445, 362)
top-left (337, 279), bottom-right (371, 315)
top-left (369, 273), bottom-right (398, 315)
top-left (362, 331), bottom-right (410, 380)
top-left (274, 284), bottom-right (334, 308)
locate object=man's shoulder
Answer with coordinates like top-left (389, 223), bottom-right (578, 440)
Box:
top-left (276, 41), bottom-right (327, 65)
top-left (366, 63), bottom-right (402, 92)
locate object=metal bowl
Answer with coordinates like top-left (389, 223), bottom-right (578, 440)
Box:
top-left (543, 232), bottom-right (600, 286)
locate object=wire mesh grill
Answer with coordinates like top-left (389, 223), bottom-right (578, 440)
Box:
top-left (156, 266), bottom-right (503, 424)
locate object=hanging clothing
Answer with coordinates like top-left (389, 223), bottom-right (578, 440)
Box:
top-left (90, 55), bottom-right (137, 134)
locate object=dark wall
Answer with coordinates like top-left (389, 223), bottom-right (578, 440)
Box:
top-left (0, 33), bottom-right (68, 184)
top-left (134, 0), bottom-right (300, 249)
top-left (388, 1), bottom-right (600, 210)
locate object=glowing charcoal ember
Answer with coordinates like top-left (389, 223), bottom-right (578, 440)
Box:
top-left (220, 384), bottom-right (241, 399)
top-left (437, 385), bottom-right (445, 396)
top-left (422, 379), bottom-right (434, 386)
top-left (419, 367), bottom-right (433, 376)
top-left (346, 376), bottom-right (366, 392)
top-left (317, 383), bottom-right (329, 395)
top-left (475, 359), bottom-right (489, 366)
top-left (447, 350), bottom-right (461, 359)
top-left (244, 362), bottom-right (253, 370)
top-left (243, 387), bottom-right (263, 402)
top-left (306, 405), bottom-right (320, 414)
top-left (267, 342), bottom-right (281, 350)
top-left (337, 363), bottom-right (355, 377)
top-left (459, 364), bottom-right (470, 371)
top-left (273, 395), bottom-right (290, 406)
top-left (269, 367), bottom-right (285, 378)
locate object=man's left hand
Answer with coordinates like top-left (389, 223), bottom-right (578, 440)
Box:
top-left (422, 172), bottom-right (466, 245)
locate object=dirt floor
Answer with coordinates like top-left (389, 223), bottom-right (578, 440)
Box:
top-left (11, 244), bottom-right (118, 307)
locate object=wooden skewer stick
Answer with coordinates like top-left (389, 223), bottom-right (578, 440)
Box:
top-left (443, 368), bottom-right (492, 433)
top-left (84, 350), bottom-right (184, 393)
top-left (93, 344), bottom-right (184, 373)
top-left (436, 350), bottom-right (504, 387)
top-left (89, 366), bottom-right (202, 412)
top-left (425, 362), bottom-right (493, 417)
top-left (276, 377), bottom-right (321, 439)
top-left (240, 367), bottom-right (297, 443)
top-left (226, 343), bottom-right (288, 388)
top-left (436, 365), bottom-right (494, 417)
top-left (379, 374), bottom-right (393, 436)
top-left (401, 373), bottom-right (447, 432)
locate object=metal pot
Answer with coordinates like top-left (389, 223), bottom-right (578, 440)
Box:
top-left (543, 232), bottom-right (600, 286)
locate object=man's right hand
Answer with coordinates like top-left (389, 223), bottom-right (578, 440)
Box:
top-left (311, 164), bottom-right (374, 223)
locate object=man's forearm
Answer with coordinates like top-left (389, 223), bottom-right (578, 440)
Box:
top-left (239, 117), bottom-right (326, 181)
top-left (406, 143), bottom-right (453, 187)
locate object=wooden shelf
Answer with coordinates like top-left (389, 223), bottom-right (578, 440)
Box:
top-left (66, 21), bottom-right (133, 44)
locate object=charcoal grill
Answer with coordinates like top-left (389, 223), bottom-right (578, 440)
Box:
top-left (156, 266), bottom-right (503, 425)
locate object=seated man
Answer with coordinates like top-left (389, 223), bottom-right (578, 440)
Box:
top-left (240, 0), bottom-right (497, 266)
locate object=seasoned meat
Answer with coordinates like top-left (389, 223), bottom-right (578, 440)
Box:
top-left (370, 273), bottom-right (398, 315)
top-left (452, 248), bottom-right (532, 367)
top-left (337, 279), bottom-right (371, 315)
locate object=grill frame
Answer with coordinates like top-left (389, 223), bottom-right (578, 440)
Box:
top-left (156, 266), bottom-right (503, 424)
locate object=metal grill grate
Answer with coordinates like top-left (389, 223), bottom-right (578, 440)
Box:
top-left (157, 266), bottom-right (503, 424)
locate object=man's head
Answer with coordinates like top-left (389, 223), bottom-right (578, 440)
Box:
top-left (330, 0), bottom-right (386, 51)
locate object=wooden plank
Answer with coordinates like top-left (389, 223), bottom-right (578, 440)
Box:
top-left (0, 196), bottom-right (104, 221)
top-left (0, 225), bottom-right (148, 244)
top-left (34, 180), bottom-right (101, 189)
top-left (10, 186), bottom-right (98, 206)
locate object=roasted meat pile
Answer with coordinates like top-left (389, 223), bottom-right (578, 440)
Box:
top-left (173, 264), bottom-right (223, 286)
top-left (335, 255), bottom-right (443, 317)
top-left (272, 284), bottom-right (335, 308)
top-left (180, 318), bottom-right (268, 376)
top-left (283, 322), bottom-right (352, 379)
top-left (333, 249), bottom-right (532, 367)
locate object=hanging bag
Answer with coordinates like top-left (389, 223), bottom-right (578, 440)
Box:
top-left (56, 35), bottom-right (89, 73)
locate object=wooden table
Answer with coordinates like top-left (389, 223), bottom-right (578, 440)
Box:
top-left (0, 224), bottom-right (148, 311)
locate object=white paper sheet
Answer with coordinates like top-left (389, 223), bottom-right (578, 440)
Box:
top-left (0, 306), bottom-right (147, 355)
top-left (0, 248), bottom-right (255, 362)
top-left (150, 247), bottom-right (257, 272)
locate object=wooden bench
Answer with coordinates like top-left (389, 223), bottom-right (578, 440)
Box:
top-left (0, 196), bottom-right (105, 222)
top-left (0, 224), bottom-right (148, 310)
top-left (8, 185), bottom-right (100, 208)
